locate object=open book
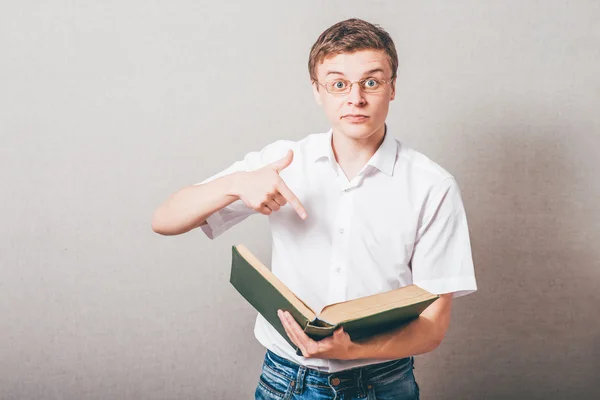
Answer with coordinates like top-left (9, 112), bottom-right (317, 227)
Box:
top-left (230, 244), bottom-right (439, 356)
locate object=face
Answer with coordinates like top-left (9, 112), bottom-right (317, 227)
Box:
top-left (312, 49), bottom-right (396, 141)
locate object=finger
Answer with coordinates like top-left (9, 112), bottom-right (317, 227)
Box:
top-left (280, 311), bottom-right (308, 356)
top-left (270, 150), bottom-right (293, 173)
top-left (278, 311), bottom-right (297, 346)
top-left (281, 312), bottom-right (304, 351)
top-left (333, 327), bottom-right (347, 342)
top-left (284, 311), bottom-right (315, 356)
top-left (279, 311), bottom-right (305, 354)
top-left (265, 199), bottom-right (280, 212)
top-left (272, 194), bottom-right (287, 207)
top-left (259, 205), bottom-right (272, 215)
top-left (276, 182), bottom-right (308, 220)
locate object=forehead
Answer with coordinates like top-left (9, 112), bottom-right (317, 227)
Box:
top-left (316, 49), bottom-right (390, 78)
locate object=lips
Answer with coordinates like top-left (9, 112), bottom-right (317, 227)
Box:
top-left (342, 114), bottom-right (369, 123)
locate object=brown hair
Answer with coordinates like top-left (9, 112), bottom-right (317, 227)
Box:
top-left (308, 18), bottom-right (398, 83)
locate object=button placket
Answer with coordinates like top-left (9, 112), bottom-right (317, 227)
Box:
top-left (327, 187), bottom-right (352, 305)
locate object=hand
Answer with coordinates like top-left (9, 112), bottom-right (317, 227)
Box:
top-left (233, 150), bottom-right (307, 220)
top-left (277, 310), bottom-right (357, 360)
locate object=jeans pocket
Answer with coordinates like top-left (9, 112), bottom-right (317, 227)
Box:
top-left (368, 358), bottom-right (411, 379)
top-left (255, 364), bottom-right (293, 400)
top-left (366, 358), bottom-right (418, 399)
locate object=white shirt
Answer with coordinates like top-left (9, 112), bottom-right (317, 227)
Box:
top-left (197, 127), bottom-right (477, 373)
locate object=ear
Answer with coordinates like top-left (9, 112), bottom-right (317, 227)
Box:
top-left (390, 77), bottom-right (397, 101)
top-left (312, 81), bottom-right (323, 105)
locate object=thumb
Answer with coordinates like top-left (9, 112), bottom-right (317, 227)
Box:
top-left (270, 149), bottom-right (293, 173)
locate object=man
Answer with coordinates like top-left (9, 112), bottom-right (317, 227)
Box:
top-left (152, 18), bottom-right (477, 400)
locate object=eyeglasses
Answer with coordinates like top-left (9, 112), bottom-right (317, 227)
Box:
top-left (315, 77), bottom-right (394, 95)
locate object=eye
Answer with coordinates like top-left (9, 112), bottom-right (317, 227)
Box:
top-left (365, 78), bottom-right (379, 88)
top-left (327, 80), bottom-right (349, 93)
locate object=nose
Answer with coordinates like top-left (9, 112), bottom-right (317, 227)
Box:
top-left (347, 82), bottom-right (366, 106)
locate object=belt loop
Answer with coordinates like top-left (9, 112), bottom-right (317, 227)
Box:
top-left (294, 365), bottom-right (307, 394)
top-left (356, 368), bottom-right (365, 397)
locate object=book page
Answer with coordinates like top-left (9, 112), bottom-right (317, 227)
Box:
top-left (318, 285), bottom-right (437, 325)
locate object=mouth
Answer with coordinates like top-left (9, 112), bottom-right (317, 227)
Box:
top-left (341, 114), bottom-right (370, 123)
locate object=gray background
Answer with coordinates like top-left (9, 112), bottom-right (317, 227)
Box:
top-left (1, 1), bottom-right (599, 399)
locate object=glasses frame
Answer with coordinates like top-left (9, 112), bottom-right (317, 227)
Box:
top-left (315, 77), bottom-right (395, 95)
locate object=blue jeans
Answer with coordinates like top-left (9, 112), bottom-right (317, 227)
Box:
top-left (255, 350), bottom-right (419, 399)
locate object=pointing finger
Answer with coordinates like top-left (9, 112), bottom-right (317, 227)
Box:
top-left (277, 181), bottom-right (307, 219)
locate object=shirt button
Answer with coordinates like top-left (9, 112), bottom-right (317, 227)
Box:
top-left (339, 228), bottom-right (344, 234)
top-left (336, 267), bottom-right (341, 273)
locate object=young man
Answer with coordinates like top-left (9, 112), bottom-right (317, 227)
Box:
top-left (152, 18), bottom-right (477, 400)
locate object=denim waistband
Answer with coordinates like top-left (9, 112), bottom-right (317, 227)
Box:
top-left (263, 349), bottom-right (413, 393)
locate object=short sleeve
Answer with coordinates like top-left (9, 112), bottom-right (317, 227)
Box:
top-left (195, 140), bottom-right (292, 240)
top-left (411, 178), bottom-right (477, 298)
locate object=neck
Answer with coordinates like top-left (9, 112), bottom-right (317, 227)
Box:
top-left (331, 123), bottom-right (386, 168)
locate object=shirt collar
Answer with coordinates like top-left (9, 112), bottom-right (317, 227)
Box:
top-left (311, 125), bottom-right (397, 177)
top-left (311, 129), bottom-right (335, 164)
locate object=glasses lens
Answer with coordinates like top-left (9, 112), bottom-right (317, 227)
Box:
top-left (361, 78), bottom-right (383, 93)
top-left (326, 80), bottom-right (349, 94)
top-left (323, 78), bottom-right (388, 94)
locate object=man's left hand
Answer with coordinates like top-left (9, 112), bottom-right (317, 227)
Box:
top-left (277, 309), bottom-right (358, 360)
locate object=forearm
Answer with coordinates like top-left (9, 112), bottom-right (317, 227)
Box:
top-left (351, 293), bottom-right (452, 360)
top-left (151, 171), bottom-right (243, 235)
top-left (352, 316), bottom-right (442, 360)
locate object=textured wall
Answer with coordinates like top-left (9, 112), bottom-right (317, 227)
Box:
top-left (1, 1), bottom-right (598, 399)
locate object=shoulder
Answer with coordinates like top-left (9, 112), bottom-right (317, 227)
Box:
top-left (250, 131), bottom-right (328, 164)
top-left (393, 138), bottom-right (457, 190)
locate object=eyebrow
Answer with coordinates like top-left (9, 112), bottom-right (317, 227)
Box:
top-left (325, 68), bottom-right (386, 78)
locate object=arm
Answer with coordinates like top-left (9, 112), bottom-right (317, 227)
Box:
top-left (278, 293), bottom-right (453, 361)
top-left (350, 293), bottom-right (453, 360)
top-left (348, 179), bottom-right (475, 359)
top-left (151, 171), bottom-right (242, 236)
top-left (151, 150), bottom-right (306, 236)
top-left (278, 179), bottom-right (475, 360)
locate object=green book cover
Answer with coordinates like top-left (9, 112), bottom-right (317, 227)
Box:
top-left (229, 244), bottom-right (439, 357)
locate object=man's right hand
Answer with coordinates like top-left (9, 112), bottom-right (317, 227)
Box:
top-left (232, 149), bottom-right (308, 219)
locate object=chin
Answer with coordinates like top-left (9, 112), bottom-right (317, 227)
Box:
top-left (337, 120), bottom-right (378, 139)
